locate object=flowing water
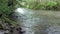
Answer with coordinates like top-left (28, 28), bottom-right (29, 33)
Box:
top-left (10, 8), bottom-right (60, 34)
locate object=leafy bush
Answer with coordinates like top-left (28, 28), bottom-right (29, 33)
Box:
top-left (0, 0), bottom-right (14, 17)
top-left (16, 0), bottom-right (60, 10)
top-left (0, 0), bottom-right (19, 30)
top-left (45, 1), bottom-right (60, 10)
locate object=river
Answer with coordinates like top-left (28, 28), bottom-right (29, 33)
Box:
top-left (9, 8), bottom-right (60, 34)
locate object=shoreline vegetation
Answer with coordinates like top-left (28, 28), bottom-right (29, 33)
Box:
top-left (16, 0), bottom-right (60, 11)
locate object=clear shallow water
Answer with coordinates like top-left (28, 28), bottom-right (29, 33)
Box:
top-left (11, 8), bottom-right (60, 34)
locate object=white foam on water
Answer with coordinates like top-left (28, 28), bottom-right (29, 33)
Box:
top-left (15, 8), bottom-right (25, 14)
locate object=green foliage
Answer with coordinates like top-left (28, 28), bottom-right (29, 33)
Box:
top-left (16, 0), bottom-right (60, 10)
top-left (0, 0), bottom-right (19, 30)
top-left (45, 1), bottom-right (60, 10)
top-left (0, 0), bottom-right (13, 17)
top-left (47, 1), bottom-right (57, 7)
